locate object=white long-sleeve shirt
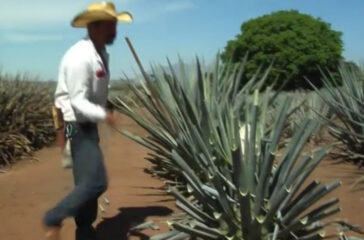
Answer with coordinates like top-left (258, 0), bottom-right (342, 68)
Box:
top-left (54, 37), bottom-right (110, 123)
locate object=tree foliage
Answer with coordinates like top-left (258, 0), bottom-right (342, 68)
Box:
top-left (221, 10), bottom-right (343, 90)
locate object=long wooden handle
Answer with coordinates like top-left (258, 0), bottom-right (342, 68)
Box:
top-left (124, 37), bottom-right (150, 82)
top-left (51, 106), bottom-right (64, 130)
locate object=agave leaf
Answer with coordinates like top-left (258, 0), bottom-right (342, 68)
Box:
top-left (282, 180), bottom-right (341, 224)
top-left (257, 97), bottom-right (291, 207)
top-left (150, 230), bottom-right (181, 240)
top-left (280, 198), bottom-right (339, 237)
top-left (209, 173), bottom-right (239, 229)
top-left (193, 221), bottom-right (224, 238)
top-left (271, 119), bottom-right (318, 197)
top-left (281, 180), bottom-right (320, 216)
top-left (170, 187), bottom-right (217, 225)
top-left (283, 148), bottom-right (327, 201)
top-left (172, 222), bottom-right (220, 240)
top-left (285, 150), bottom-right (329, 209)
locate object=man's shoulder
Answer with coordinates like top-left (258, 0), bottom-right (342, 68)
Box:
top-left (62, 39), bottom-right (93, 62)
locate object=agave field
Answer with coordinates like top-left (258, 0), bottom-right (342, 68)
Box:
top-left (1, 46), bottom-right (364, 239)
top-left (0, 73), bottom-right (56, 167)
top-left (109, 41), bottom-right (364, 239)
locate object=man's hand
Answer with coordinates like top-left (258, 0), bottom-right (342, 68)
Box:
top-left (106, 111), bottom-right (116, 128)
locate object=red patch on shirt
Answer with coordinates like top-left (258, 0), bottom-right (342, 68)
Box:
top-left (96, 69), bottom-right (106, 78)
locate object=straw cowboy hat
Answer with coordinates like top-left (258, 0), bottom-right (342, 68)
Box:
top-left (71, 2), bottom-right (133, 28)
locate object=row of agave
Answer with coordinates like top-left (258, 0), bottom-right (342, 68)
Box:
top-left (308, 64), bottom-right (364, 163)
top-left (0, 73), bottom-right (56, 167)
top-left (111, 39), bottom-right (363, 239)
top-left (307, 64), bottom-right (364, 187)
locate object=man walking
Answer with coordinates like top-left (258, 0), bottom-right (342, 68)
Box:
top-left (43, 2), bottom-right (132, 240)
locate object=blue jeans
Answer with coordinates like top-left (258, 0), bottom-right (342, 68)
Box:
top-left (44, 122), bottom-right (107, 240)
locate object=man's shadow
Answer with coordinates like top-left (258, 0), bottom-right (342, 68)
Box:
top-left (96, 206), bottom-right (173, 240)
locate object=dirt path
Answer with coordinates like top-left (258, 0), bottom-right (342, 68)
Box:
top-left (0, 115), bottom-right (363, 240)
top-left (0, 115), bottom-right (175, 240)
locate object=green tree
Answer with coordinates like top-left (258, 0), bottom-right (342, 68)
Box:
top-left (221, 10), bottom-right (343, 90)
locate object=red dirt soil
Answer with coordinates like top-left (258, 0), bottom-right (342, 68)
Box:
top-left (0, 114), bottom-right (363, 240)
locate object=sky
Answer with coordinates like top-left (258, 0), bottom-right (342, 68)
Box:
top-left (0, 0), bottom-right (363, 81)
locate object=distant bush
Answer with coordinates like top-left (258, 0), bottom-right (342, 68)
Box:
top-left (221, 10), bottom-right (343, 90)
